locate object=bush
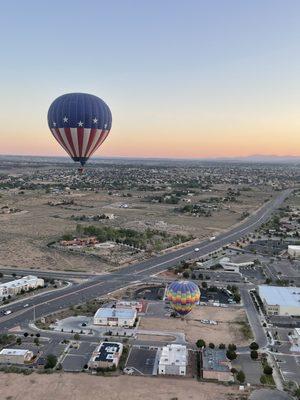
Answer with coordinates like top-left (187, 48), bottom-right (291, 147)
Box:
top-left (236, 370), bottom-right (245, 383)
top-left (196, 339), bottom-right (206, 348)
top-left (45, 354), bottom-right (57, 369)
top-left (228, 343), bottom-right (237, 351)
top-left (249, 341), bottom-right (259, 350)
top-left (208, 343), bottom-right (215, 349)
top-left (219, 343), bottom-right (226, 349)
top-left (263, 365), bottom-right (273, 375)
top-left (226, 350), bottom-right (237, 361)
top-left (260, 375), bottom-right (267, 384)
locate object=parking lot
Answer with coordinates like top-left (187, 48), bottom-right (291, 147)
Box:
top-left (277, 354), bottom-right (300, 384)
top-left (61, 341), bottom-right (97, 372)
top-left (126, 346), bottom-right (158, 375)
top-left (232, 354), bottom-right (263, 384)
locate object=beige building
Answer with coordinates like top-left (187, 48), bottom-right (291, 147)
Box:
top-left (0, 349), bottom-right (34, 365)
top-left (0, 275), bottom-right (44, 300)
top-left (93, 307), bottom-right (137, 327)
top-left (258, 285), bottom-right (300, 316)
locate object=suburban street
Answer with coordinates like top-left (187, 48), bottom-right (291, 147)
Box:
top-left (0, 189), bottom-right (292, 333)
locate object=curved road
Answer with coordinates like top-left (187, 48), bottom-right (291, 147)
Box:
top-left (0, 189), bottom-right (292, 332)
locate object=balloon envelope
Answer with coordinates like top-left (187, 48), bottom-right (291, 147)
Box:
top-left (47, 93), bottom-right (112, 166)
top-left (166, 280), bottom-right (200, 316)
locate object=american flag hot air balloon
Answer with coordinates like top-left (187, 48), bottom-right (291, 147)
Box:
top-left (47, 93), bottom-right (112, 171)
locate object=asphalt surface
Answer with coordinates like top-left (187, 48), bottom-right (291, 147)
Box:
top-left (0, 189), bottom-right (292, 332)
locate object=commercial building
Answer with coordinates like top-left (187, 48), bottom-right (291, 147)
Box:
top-left (288, 245), bottom-right (300, 258)
top-left (258, 285), bottom-right (300, 316)
top-left (0, 349), bottom-right (34, 365)
top-left (0, 275), bottom-right (44, 300)
top-left (93, 307), bottom-right (137, 327)
top-left (202, 348), bottom-right (233, 382)
top-left (116, 301), bottom-right (143, 312)
top-left (88, 342), bottom-right (123, 370)
top-left (158, 344), bottom-right (187, 376)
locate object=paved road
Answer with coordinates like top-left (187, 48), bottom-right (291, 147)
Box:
top-left (0, 189), bottom-right (292, 332)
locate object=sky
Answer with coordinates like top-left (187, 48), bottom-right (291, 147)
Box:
top-left (1, 0), bottom-right (300, 159)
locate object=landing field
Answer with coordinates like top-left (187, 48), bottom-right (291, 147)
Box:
top-left (139, 306), bottom-right (251, 346)
top-left (0, 373), bottom-right (237, 400)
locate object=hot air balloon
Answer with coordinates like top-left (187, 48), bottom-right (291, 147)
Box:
top-left (47, 93), bottom-right (112, 172)
top-left (166, 280), bottom-right (200, 316)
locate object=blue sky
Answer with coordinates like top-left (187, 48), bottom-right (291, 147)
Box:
top-left (1, 0), bottom-right (300, 157)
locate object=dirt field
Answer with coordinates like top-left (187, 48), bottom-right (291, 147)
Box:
top-left (0, 373), bottom-right (238, 400)
top-left (0, 181), bottom-right (272, 273)
top-left (139, 306), bottom-right (251, 346)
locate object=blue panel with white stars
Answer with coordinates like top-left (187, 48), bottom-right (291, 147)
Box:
top-left (47, 92), bottom-right (112, 130)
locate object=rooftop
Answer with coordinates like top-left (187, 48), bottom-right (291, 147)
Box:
top-left (202, 348), bottom-right (230, 372)
top-left (93, 342), bottom-right (123, 363)
top-left (258, 285), bottom-right (300, 308)
top-left (94, 307), bottom-right (136, 319)
top-left (0, 275), bottom-right (42, 290)
top-left (0, 349), bottom-right (31, 356)
top-left (159, 344), bottom-right (187, 366)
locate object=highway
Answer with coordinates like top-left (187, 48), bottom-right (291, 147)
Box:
top-left (0, 189), bottom-right (292, 332)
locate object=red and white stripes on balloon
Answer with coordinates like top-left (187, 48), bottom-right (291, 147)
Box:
top-left (51, 127), bottom-right (109, 159)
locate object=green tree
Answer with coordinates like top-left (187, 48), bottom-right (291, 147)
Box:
top-left (34, 337), bottom-right (40, 346)
top-left (73, 333), bottom-right (80, 341)
top-left (226, 350), bottom-right (237, 360)
top-left (263, 365), bottom-right (273, 375)
top-left (208, 343), bottom-right (215, 349)
top-left (45, 354), bottom-right (57, 369)
top-left (196, 339), bottom-right (206, 348)
top-left (228, 343), bottom-right (237, 351)
top-left (250, 350), bottom-right (258, 360)
top-left (236, 370), bottom-right (245, 383)
top-left (16, 337), bottom-right (22, 345)
top-left (201, 281), bottom-right (208, 289)
top-left (219, 343), bottom-right (226, 349)
top-left (182, 271), bottom-right (189, 279)
top-left (249, 342), bottom-right (259, 350)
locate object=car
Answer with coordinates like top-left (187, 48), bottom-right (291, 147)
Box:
top-left (4, 310), bottom-right (12, 315)
top-left (194, 248), bottom-right (200, 252)
top-left (81, 322), bottom-right (87, 327)
top-left (209, 236), bottom-right (216, 241)
top-left (23, 304), bottom-right (29, 308)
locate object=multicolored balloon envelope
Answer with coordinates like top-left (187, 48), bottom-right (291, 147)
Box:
top-left (166, 280), bottom-right (200, 316)
top-left (47, 93), bottom-right (112, 167)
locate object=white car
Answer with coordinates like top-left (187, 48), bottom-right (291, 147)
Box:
top-left (4, 310), bottom-right (12, 315)
top-left (194, 248), bottom-right (200, 252)
top-left (209, 236), bottom-right (216, 241)
top-left (23, 304), bottom-right (29, 308)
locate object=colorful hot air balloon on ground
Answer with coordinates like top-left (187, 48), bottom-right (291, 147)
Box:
top-left (47, 93), bottom-right (112, 172)
top-left (166, 280), bottom-right (200, 316)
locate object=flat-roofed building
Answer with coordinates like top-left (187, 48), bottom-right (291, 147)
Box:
top-left (0, 275), bottom-right (44, 300)
top-left (202, 348), bottom-right (233, 382)
top-left (0, 349), bottom-right (34, 365)
top-left (116, 301), bottom-right (143, 312)
top-left (258, 285), bottom-right (300, 316)
top-left (88, 342), bottom-right (123, 369)
top-left (158, 344), bottom-right (187, 376)
top-left (290, 328), bottom-right (300, 352)
top-left (93, 307), bottom-right (137, 327)
top-left (288, 245), bottom-right (300, 258)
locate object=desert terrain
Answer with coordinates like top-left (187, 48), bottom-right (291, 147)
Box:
top-left (139, 306), bottom-right (250, 346)
top-left (0, 373), bottom-right (238, 400)
top-left (0, 180), bottom-right (272, 273)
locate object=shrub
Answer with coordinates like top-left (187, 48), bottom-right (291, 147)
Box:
top-left (236, 370), bottom-right (245, 383)
top-left (263, 365), bottom-right (273, 375)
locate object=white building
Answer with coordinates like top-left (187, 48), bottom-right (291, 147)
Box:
top-left (158, 344), bottom-right (187, 376)
top-left (288, 245), bottom-right (300, 258)
top-left (290, 328), bottom-right (300, 352)
top-left (0, 275), bottom-right (44, 300)
top-left (258, 285), bottom-right (300, 316)
top-left (93, 307), bottom-right (137, 327)
top-left (0, 349), bottom-right (34, 364)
